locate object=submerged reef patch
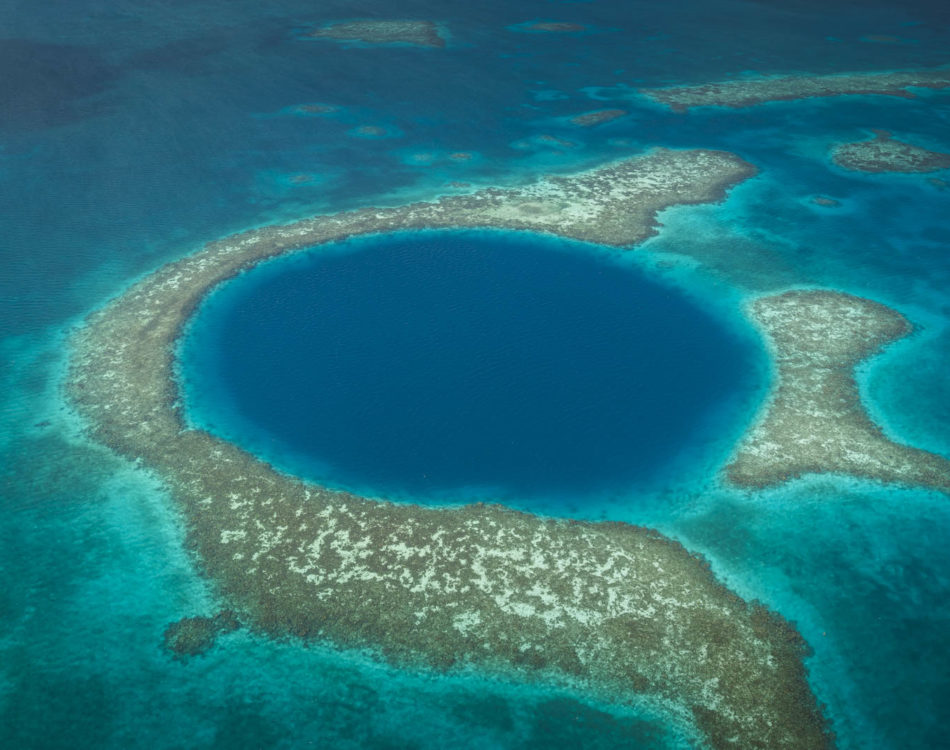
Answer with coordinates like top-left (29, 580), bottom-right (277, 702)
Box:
top-left (513, 22), bottom-right (588, 34)
top-left (511, 133), bottom-right (581, 151)
top-left (348, 124), bottom-right (399, 139)
top-left (290, 103), bottom-right (340, 116)
top-left (831, 130), bottom-right (950, 173)
top-left (727, 290), bottom-right (950, 492)
top-left (163, 610), bottom-right (241, 659)
top-left (67, 149), bottom-right (836, 748)
top-left (308, 20), bottom-right (446, 49)
top-left (640, 67), bottom-right (950, 111)
top-left (570, 109), bottom-right (627, 127)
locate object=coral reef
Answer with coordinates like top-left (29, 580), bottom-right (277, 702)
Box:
top-left (524, 22), bottom-right (587, 33)
top-left (641, 67), bottom-right (950, 112)
top-left (309, 20), bottom-right (445, 49)
top-left (67, 149), bottom-right (834, 748)
top-left (163, 610), bottom-right (241, 658)
top-left (831, 130), bottom-right (950, 173)
top-left (727, 290), bottom-right (950, 492)
top-left (570, 109), bottom-right (627, 127)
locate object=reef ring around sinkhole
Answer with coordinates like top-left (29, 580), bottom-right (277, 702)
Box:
top-left (67, 149), bottom-right (836, 749)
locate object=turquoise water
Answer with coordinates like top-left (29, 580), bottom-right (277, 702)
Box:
top-left (181, 230), bottom-right (764, 506)
top-left (3, 0), bottom-right (950, 747)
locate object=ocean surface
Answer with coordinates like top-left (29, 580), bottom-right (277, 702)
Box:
top-left (2, 1), bottom-right (950, 748)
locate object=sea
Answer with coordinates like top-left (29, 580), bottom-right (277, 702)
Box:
top-left (2, 1), bottom-right (950, 748)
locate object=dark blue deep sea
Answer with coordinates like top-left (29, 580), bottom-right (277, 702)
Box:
top-left (182, 230), bottom-right (763, 507)
top-left (2, 1), bottom-right (950, 748)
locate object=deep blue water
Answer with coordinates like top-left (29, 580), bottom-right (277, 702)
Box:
top-left (3, 0), bottom-right (950, 748)
top-left (182, 231), bottom-right (762, 504)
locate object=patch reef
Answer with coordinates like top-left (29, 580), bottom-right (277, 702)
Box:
top-left (728, 291), bottom-right (950, 492)
top-left (68, 149), bottom-right (834, 748)
top-left (309, 20), bottom-right (446, 48)
top-left (641, 67), bottom-right (950, 111)
top-left (570, 109), bottom-right (628, 127)
top-left (831, 130), bottom-right (950, 173)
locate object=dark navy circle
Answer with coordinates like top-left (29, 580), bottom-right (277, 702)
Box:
top-left (183, 230), bottom-right (761, 504)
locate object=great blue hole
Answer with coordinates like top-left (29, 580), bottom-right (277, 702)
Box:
top-left (180, 230), bottom-right (764, 507)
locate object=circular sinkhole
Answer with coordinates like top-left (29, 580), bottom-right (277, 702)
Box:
top-left (180, 230), bottom-right (765, 507)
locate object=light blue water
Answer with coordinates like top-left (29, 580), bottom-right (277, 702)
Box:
top-left (3, 0), bottom-right (950, 747)
top-left (181, 230), bottom-right (764, 506)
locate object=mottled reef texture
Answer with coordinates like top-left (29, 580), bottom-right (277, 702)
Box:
top-left (67, 149), bottom-right (835, 748)
top-left (293, 103), bottom-right (339, 115)
top-left (524, 22), bottom-right (587, 33)
top-left (832, 130), bottom-right (950, 173)
top-left (570, 109), bottom-right (627, 127)
top-left (641, 67), bottom-right (950, 112)
top-left (309, 20), bottom-right (445, 49)
top-left (728, 291), bottom-right (950, 492)
top-left (163, 610), bottom-right (241, 659)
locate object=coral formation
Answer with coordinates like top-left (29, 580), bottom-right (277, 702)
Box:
top-left (309, 20), bottom-right (445, 49)
top-left (641, 67), bottom-right (950, 111)
top-left (727, 290), bottom-right (950, 492)
top-left (831, 130), bottom-right (950, 173)
top-left (68, 150), bottom-right (835, 748)
top-left (163, 610), bottom-right (241, 658)
top-left (570, 109), bottom-right (627, 127)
